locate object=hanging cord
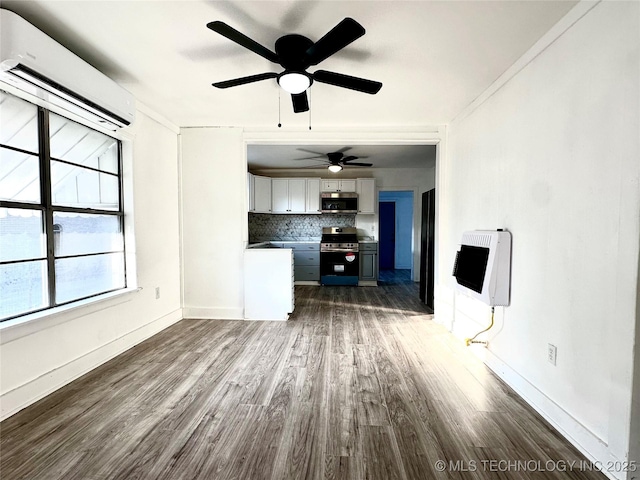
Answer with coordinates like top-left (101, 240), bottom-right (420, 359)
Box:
top-left (465, 306), bottom-right (495, 346)
top-left (308, 89), bottom-right (312, 130)
top-left (277, 88), bottom-right (282, 128)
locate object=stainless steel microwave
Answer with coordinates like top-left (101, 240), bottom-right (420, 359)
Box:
top-left (321, 192), bottom-right (358, 213)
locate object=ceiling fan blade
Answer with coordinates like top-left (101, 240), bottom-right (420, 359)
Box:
top-left (207, 21), bottom-right (280, 63)
top-left (294, 156), bottom-right (326, 161)
top-left (336, 147), bottom-right (352, 154)
top-left (313, 70), bottom-right (382, 94)
top-left (212, 72), bottom-right (278, 89)
top-left (291, 92), bottom-right (309, 113)
top-left (296, 148), bottom-right (326, 156)
top-left (343, 162), bottom-right (373, 167)
top-left (304, 18), bottom-right (365, 66)
top-left (299, 164), bottom-right (331, 169)
top-left (342, 155), bottom-right (369, 161)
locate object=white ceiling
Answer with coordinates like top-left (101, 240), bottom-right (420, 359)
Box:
top-left (247, 144), bottom-right (437, 170)
top-left (2, 0), bottom-right (578, 131)
top-left (1, 1), bottom-right (578, 170)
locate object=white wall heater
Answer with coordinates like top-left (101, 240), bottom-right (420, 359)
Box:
top-left (453, 230), bottom-right (512, 306)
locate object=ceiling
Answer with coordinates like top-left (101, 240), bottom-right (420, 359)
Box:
top-left (1, 0), bottom-right (578, 131)
top-left (247, 144), bottom-right (436, 170)
top-left (1, 1), bottom-right (578, 170)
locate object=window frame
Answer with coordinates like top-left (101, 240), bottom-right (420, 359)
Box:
top-left (0, 96), bottom-right (127, 322)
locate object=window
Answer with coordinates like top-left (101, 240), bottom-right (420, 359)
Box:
top-left (0, 91), bottom-right (126, 321)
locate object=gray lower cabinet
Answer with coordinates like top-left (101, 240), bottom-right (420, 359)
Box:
top-left (276, 243), bottom-right (320, 281)
top-left (359, 243), bottom-right (378, 282)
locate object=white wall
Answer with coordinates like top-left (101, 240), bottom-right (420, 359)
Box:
top-left (0, 110), bottom-right (182, 420)
top-left (436, 1), bottom-right (640, 477)
top-left (180, 127), bottom-right (246, 319)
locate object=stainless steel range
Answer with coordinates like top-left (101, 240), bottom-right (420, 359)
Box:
top-left (320, 227), bottom-right (359, 286)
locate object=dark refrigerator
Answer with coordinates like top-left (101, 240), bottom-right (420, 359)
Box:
top-left (419, 189), bottom-right (435, 310)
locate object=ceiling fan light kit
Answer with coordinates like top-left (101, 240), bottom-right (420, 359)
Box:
top-left (278, 71), bottom-right (312, 94)
top-left (207, 17), bottom-right (382, 113)
top-left (295, 148), bottom-right (374, 171)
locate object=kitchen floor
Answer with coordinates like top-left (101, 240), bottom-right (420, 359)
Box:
top-left (378, 268), bottom-right (413, 285)
top-left (0, 284), bottom-right (605, 480)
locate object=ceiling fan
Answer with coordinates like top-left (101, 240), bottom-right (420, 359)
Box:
top-left (295, 147), bottom-right (373, 172)
top-left (207, 18), bottom-right (382, 113)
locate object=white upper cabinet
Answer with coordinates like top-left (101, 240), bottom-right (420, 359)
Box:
top-left (247, 173), bottom-right (254, 212)
top-left (356, 178), bottom-right (376, 214)
top-left (251, 174), bottom-right (272, 213)
top-left (249, 175), bottom-right (367, 214)
top-left (321, 179), bottom-right (356, 192)
top-left (272, 178), bottom-right (307, 213)
top-left (288, 179), bottom-right (306, 212)
top-left (306, 178), bottom-right (321, 213)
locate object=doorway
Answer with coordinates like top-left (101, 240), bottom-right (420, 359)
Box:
top-left (378, 191), bottom-right (414, 285)
top-left (379, 202), bottom-right (395, 270)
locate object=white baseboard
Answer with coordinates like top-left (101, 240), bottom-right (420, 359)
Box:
top-left (182, 307), bottom-right (244, 320)
top-left (0, 308), bottom-right (183, 421)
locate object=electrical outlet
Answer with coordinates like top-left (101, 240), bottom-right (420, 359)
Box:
top-left (155, 287), bottom-right (160, 299)
top-left (548, 344), bottom-right (557, 366)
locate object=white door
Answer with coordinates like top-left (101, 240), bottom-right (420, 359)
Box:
top-left (253, 175), bottom-right (272, 213)
top-left (288, 179), bottom-right (307, 213)
top-left (306, 178), bottom-right (321, 213)
top-left (272, 179), bottom-right (290, 212)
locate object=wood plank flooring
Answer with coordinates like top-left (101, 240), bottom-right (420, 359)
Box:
top-left (0, 283), bottom-right (606, 480)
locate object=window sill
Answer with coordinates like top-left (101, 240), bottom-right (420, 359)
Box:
top-left (0, 287), bottom-right (142, 345)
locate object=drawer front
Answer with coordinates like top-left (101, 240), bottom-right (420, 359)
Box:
top-left (295, 265), bottom-right (320, 281)
top-left (359, 243), bottom-right (378, 252)
top-left (294, 251), bottom-right (320, 266)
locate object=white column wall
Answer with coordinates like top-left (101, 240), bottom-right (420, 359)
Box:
top-left (180, 127), bottom-right (246, 320)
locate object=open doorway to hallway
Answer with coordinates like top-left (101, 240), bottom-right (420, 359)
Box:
top-left (378, 191), bottom-right (414, 285)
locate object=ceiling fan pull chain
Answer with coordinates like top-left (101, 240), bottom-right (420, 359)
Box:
top-left (308, 89), bottom-right (312, 131)
top-left (278, 88), bottom-right (282, 128)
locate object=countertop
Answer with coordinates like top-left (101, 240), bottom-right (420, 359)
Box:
top-left (358, 236), bottom-right (378, 243)
top-left (248, 236), bottom-right (377, 248)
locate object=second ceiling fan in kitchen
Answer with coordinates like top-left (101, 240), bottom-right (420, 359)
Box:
top-left (295, 147), bottom-right (373, 172)
top-left (207, 17), bottom-right (382, 113)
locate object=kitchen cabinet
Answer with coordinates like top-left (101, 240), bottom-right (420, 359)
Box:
top-left (247, 173), bottom-right (254, 211)
top-left (356, 178), bottom-right (376, 214)
top-left (292, 243), bottom-right (320, 282)
top-left (276, 242), bottom-right (320, 282)
top-left (272, 178), bottom-right (306, 213)
top-left (244, 247), bottom-right (294, 320)
top-left (321, 179), bottom-right (356, 192)
top-left (359, 242), bottom-right (378, 284)
top-left (251, 175), bottom-right (272, 213)
top-left (306, 178), bottom-right (321, 213)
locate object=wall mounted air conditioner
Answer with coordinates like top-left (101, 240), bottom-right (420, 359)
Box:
top-left (0, 9), bottom-right (135, 130)
top-left (453, 230), bottom-right (512, 306)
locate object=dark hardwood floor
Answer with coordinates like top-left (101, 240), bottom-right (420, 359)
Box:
top-left (0, 284), bottom-right (605, 480)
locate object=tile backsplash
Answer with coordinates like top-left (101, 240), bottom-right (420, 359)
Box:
top-left (249, 213), bottom-right (355, 241)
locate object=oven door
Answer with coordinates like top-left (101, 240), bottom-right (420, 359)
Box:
top-left (320, 250), bottom-right (359, 285)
